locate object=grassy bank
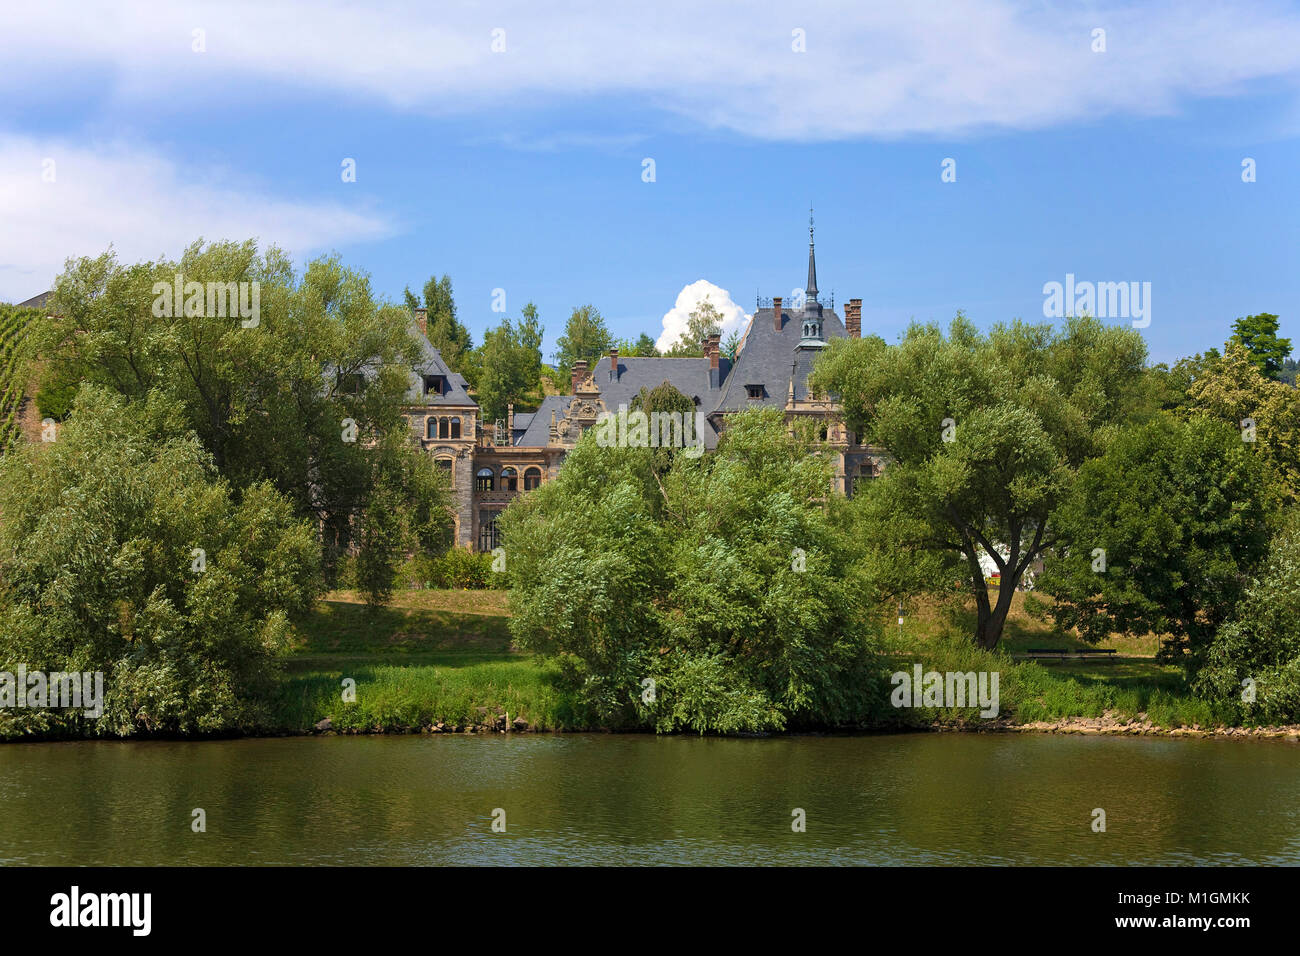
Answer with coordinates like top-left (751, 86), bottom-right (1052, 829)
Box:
top-left (267, 587), bottom-right (1274, 736)
top-left (268, 590), bottom-right (573, 732)
top-left (879, 592), bottom-right (1236, 730)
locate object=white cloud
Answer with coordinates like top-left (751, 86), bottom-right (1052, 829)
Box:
top-left (0, 136), bottom-right (392, 302)
top-left (656, 280), bottom-right (750, 352)
top-left (2, 1), bottom-right (1299, 140)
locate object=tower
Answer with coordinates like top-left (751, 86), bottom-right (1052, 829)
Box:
top-left (800, 207), bottom-right (825, 346)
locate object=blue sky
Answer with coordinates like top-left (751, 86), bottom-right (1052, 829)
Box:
top-left (2, 1), bottom-right (1298, 364)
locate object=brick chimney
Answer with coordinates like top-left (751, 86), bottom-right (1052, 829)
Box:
top-left (608, 347), bottom-right (619, 382)
top-left (507, 402), bottom-right (515, 435)
top-left (414, 307), bottom-right (428, 338)
top-left (845, 299), bottom-right (862, 338)
top-left (707, 333), bottom-right (721, 387)
top-left (772, 296), bottom-right (783, 332)
top-left (571, 359), bottom-right (588, 394)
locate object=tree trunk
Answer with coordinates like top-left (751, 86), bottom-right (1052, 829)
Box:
top-left (975, 573), bottom-right (1018, 650)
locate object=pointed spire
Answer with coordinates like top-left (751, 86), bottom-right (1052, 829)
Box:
top-left (805, 206), bottom-right (819, 302)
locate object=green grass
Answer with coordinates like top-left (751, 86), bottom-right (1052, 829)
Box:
top-left (269, 660), bottom-right (570, 732)
top-left (270, 586), bottom-right (1251, 734)
top-left (268, 590), bottom-right (576, 732)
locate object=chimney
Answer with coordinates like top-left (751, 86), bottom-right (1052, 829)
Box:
top-left (772, 296), bottom-right (783, 332)
top-left (845, 299), bottom-right (862, 338)
top-left (608, 347), bottom-right (619, 382)
top-left (507, 402), bottom-right (515, 435)
top-left (414, 307), bottom-right (428, 338)
top-left (707, 333), bottom-right (721, 388)
top-left (571, 359), bottom-right (588, 394)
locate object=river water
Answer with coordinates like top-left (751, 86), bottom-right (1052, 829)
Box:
top-left (2, 733), bottom-right (1297, 865)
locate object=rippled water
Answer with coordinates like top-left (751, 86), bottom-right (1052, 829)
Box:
top-left (2, 733), bottom-right (1298, 865)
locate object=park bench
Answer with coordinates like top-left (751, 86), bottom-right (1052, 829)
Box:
top-left (1016, 647), bottom-right (1119, 662)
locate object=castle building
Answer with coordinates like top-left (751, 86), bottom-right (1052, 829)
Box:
top-left (405, 221), bottom-right (883, 550)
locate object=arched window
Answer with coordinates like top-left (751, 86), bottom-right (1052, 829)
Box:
top-left (475, 468), bottom-right (495, 492)
top-left (523, 467), bottom-right (542, 491)
top-left (425, 418), bottom-right (436, 440)
top-left (500, 467), bottom-right (518, 491)
top-left (438, 417), bottom-right (451, 439)
top-left (436, 458), bottom-right (453, 487)
top-left (450, 416), bottom-right (461, 439)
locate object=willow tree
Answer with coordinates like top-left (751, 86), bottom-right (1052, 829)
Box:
top-left (810, 314), bottom-right (1147, 649)
top-left (33, 240), bottom-right (452, 603)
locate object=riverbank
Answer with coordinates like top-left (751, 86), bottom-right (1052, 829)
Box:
top-left (264, 588), bottom-right (1275, 740)
top-left (2, 588), bottom-right (1281, 742)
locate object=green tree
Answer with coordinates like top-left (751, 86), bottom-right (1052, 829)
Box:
top-left (721, 329), bottom-right (741, 360)
top-left (809, 314), bottom-right (1149, 649)
top-left (406, 274), bottom-right (472, 373)
top-left (1035, 414), bottom-right (1275, 665)
top-left (0, 388), bottom-right (321, 737)
top-left (1184, 342), bottom-right (1300, 500)
top-left (1280, 357), bottom-right (1298, 387)
top-left (1194, 509), bottom-right (1300, 722)
top-left (633, 332), bottom-right (659, 357)
top-left (34, 241), bottom-right (453, 603)
top-left (553, 304), bottom-right (611, 380)
top-left (497, 408), bottom-right (883, 732)
top-left (1229, 313), bottom-right (1291, 380)
top-left (629, 380), bottom-right (698, 471)
top-left (613, 333), bottom-right (660, 357)
top-left (663, 298), bottom-right (723, 357)
top-left (475, 306), bottom-right (545, 423)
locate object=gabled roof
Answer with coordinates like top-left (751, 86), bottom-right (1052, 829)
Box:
top-left (406, 321), bottom-right (475, 406)
top-left (711, 307), bottom-right (846, 414)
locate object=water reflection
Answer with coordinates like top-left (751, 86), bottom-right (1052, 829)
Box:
top-left (1, 734), bottom-right (1297, 865)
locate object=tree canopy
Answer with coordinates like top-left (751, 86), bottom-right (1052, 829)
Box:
top-left (810, 314), bottom-right (1148, 649)
top-left (35, 240), bottom-right (453, 605)
top-left (497, 408), bottom-right (884, 732)
top-left (474, 303), bottom-right (544, 422)
top-left (1033, 414), bottom-right (1276, 664)
top-left (1229, 312), bottom-right (1292, 380)
top-left (663, 298), bottom-right (724, 357)
top-left (0, 388), bottom-right (321, 736)
top-left (553, 304), bottom-right (612, 380)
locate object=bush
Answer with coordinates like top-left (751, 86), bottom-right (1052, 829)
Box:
top-left (0, 387), bottom-right (321, 738)
top-left (1195, 510), bottom-right (1300, 723)
top-left (397, 549), bottom-right (497, 590)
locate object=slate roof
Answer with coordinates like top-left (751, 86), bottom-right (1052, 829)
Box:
top-left (405, 322), bottom-right (475, 406)
top-left (512, 395), bottom-right (573, 446)
top-left (711, 307), bottom-right (846, 414)
top-left (15, 291), bottom-right (52, 309)
top-left (589, 355), bottom-right (730, 448)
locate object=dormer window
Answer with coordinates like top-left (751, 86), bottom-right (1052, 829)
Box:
top-left (745, 385), bottom-right (764, 400)
top-left (424, 375), bottom-right (446, 397)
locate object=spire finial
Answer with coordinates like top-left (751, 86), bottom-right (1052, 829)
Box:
top-left (805, 206), bottom-right (819, 303)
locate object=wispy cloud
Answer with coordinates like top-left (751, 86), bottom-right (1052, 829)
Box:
top-left (3, 1), bottom-right (1299, 140)
top-left (0, 136), bottom-right (392, 301)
